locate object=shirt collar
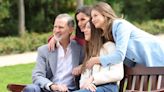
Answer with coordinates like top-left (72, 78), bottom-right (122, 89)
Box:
top-left (56, 40), bottom-right (72, 50)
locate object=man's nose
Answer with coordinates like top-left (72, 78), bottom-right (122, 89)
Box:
top-left (54, 28), bottom-right (60, 33)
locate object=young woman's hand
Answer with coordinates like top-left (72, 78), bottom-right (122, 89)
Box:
top-left (48, 35), bottom-right (56, 51)
top-left (72, 65), bottom-right (82, 76)
top-left (80, 76), bottom-right (96, 92)
top-left (86, 57), bottom-right (100, 69)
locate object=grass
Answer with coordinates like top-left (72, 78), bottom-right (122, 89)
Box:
top-left (0, 63), bottom-right (35, 92)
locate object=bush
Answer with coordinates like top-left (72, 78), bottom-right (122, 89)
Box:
top-left (133, 19), bottom-right (164, 35)
top-left (122, 0), bottom-right (164, 22)
top-left (0, 32), bottom-right (51, 55)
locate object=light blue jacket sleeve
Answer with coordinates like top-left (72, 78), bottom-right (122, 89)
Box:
top-left (100, 20), bottom-right (132, 67)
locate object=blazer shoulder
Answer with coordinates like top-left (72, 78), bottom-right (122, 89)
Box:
top-left (71, 40), bottom-right (83, 49)
top-left (38, 44), bottom-right (48, 51)
top-left (37, 44), bottom-right (50, 56)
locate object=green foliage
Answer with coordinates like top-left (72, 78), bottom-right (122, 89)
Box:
top-left (0, 0), bottom-right (76, 37)
top-left (0, 0), bottom-right (18, 36)
top-left (0, 32), bottom-right (51, 55)
top-left (133, 19), bottom-right (164, 35)
top-left (25, 0), bottom-right (76, 33)
top-left (0, 0), bottom-right (10, 20)
top-left (84, 0), bottom-right (96, 5)
top-left (0, 63), bottom-right (34, 92)
top-left (0, 0), bottom-right (164, 37)
top-left (122, 0), bottom-right (164, 22)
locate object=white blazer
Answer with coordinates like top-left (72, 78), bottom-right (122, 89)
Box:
top-left (80, 41), bottom-right (124, 86)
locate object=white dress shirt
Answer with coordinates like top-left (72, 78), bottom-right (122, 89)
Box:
top-left (46, 41), bottom-right (76, 91)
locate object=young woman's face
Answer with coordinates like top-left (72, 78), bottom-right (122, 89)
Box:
top-left (76, 12), bottom-right (90, 32)
top-left (91, 9), bottom-right (105, 29)
top-left (83, 22), bottom-right (91, 41)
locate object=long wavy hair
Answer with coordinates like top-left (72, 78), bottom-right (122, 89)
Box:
top-left (92, 2), bottom-right (119, 42)
top-left (81, 20), bottom-right (105, 73)
top-left (75, 6), bottom-right (92, 39)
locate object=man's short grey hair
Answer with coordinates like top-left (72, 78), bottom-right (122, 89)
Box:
top-left (56, 13), bottom-right (74, 28)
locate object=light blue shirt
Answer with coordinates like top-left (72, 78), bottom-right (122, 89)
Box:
top-left (100, 19), bottom-right (164, 67)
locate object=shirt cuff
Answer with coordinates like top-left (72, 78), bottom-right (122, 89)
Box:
top-left (45, 82), bottom-right (53, 91)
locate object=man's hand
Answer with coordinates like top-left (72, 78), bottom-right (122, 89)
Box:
top-left (86, 57), bottom-right (100, 69)
top-left (72, 65), bottom-right (82, 76)
top-left (48, 35), bottom-right (56, 51)
top-left (50, 84), bottom-right (68, 92)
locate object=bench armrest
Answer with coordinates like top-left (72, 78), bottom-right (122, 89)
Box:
top-left (7, 83), bottom-right (26, 92)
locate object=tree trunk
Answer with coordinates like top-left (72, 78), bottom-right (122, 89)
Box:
top-left (76, 0), bottom-right (84, 9)
top-left (18, 0), bottom-right (25, 36)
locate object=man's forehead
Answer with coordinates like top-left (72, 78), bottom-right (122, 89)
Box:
top-left (54, 18), bottom-right (67, 25)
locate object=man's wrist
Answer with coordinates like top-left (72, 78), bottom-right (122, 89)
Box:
top-left (50, 84), bottom-right (58, 91)
top-left (45, 82), bottom-right (53, 91)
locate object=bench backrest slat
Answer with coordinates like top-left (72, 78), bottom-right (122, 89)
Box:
top-left (119, 64), bottom-right (164, 92)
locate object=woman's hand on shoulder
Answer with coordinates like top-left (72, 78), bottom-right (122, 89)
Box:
top-left (48, 35), bottom-right (56, 51)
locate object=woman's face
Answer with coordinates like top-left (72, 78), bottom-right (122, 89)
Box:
top-left (83, 22), bottom-right (91, 41)
top-left (91, 9), bottom-right (105, 29)
top-left (76, 12), bottom-right (90, 32)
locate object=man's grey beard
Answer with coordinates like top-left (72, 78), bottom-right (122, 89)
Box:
top-left (54, 33), bottom-right (62, 42)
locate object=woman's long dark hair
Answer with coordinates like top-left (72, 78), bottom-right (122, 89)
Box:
top-left (75, 6), bottom-right (92, 39)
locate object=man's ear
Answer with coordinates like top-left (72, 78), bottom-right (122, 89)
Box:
top-left (69, 27), bottom-right (74, 34)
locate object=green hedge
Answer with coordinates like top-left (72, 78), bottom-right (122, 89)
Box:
top-left (0, 19), bottom-right (164, 55)
top-left (0, 32), bottom-right (51, 55)
top-left (133, 19), bottom-right (164, 35)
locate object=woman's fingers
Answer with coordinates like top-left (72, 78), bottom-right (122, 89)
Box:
top-left (87, 83), bottom-right (96, 92)
top-left (48, 36), bottom-right (56, 51)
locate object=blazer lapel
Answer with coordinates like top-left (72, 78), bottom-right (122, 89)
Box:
top-left (48, 50), bottom-right (58, 76)
top-left (71, 42), bottom-right (80, 68)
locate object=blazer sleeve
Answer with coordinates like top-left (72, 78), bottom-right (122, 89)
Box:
top-left (32, 46), bottom-right (52, 89)
top-left (79, 46), bottom-right (85, 64)
top-left (100, 20), bottom-right (132, 67)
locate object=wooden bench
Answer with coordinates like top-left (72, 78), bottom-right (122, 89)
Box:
top-left (7, 64), bottom-right (164, 92)
top-left (7, 84), bottom-right (26, 92)
top-left (119, 64), bottom-right (164, 92)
